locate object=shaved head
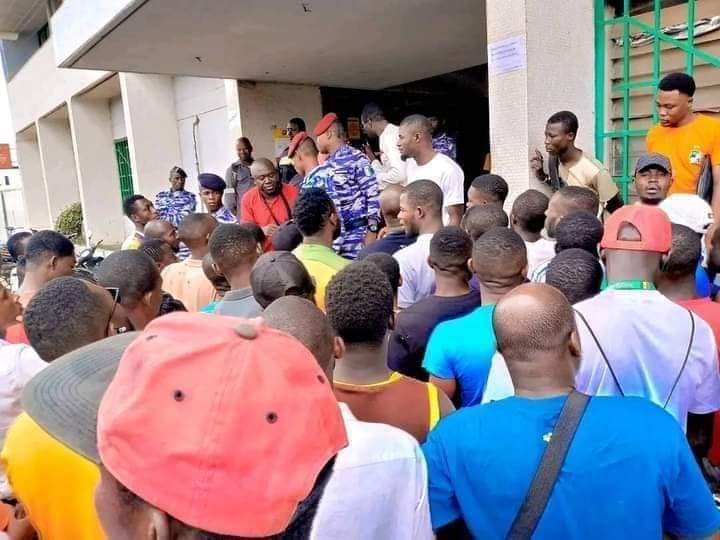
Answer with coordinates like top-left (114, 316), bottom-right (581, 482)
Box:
top-left (297, 137), bottom-right (318, 157)
top-left (263, 296), bottom-right (336, 378)
top-left (379, 185), bottom-right (403, 225)
top-left (250, 157), bottom-right (276, 176)
top-left (178, 213), bottom-right (217, 248)
top-left (143, 219), bottom-right (178, 250)
top-left (494, 284), bottom-right (576, 358)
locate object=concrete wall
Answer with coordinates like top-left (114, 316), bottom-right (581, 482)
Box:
top-left (16, 129), bottom-right (51, 229)
top-left (486, 0), bottom-right (595, 205)
top-left (110, 95), bottom-right (126, 140)
top-left (174, 76), bottom-right (235, 194)
top-left (237, 82), bottom-right (323, 161)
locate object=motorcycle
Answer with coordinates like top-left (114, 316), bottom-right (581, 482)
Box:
top-left (75, 239), bottom-right (105, 280)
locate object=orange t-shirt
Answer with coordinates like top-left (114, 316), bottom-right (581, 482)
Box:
top-left (160, 259), bottom-right (217, 312)
top-left (646, 114), bottom-right (720, 195)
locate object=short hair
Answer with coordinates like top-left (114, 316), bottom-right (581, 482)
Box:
top-left (237, 136), bottom-right (253, 151)
top-left (24, 277), bottom-right (108, 361)
top-left (402, 180), bottom-right (443, 216)
top-left (140, 238), bottom-right (172, 265)
top-left (326, 262), bottom-right (393, 345)
top-left (24, 230), bottom-right (75, 265)
top-left (512, 189), bottom-right (549, 234)
top-left (169, 166), bottom-right (187, 179)
top-left (363, 252), bottom-right (401, 294)
top-left (178, 213), bottom-right (216, 245)
top-left (288, 117), bottom-right (306, 131)
top-left (557, 185), bottom-right (600, 216)
top-left (555, 210), bottom-right (603, 255)
top-left (430, 226), bottom-right (472, 273)
top-left (95, 250), bottom-right (160, 306)
top-left (297, 137), bottom-right (318, 157)
top-left (208, 224), bottom-right (259, 275)
top-left (659, 72), bottom-right (696, 97)
top-left (471, 174), bottom-right (509, 204)
top-left (664, 224), bottom-right (701, 276)
top-left (546, 249), bottom-right (604, 304)
top-left (7, 231), bottom-right (32, 261)
top-left (472, 227), bottom-right (527, 281)
top-left (360, 103), bottom-right (385, 123)
top-left (399, 114), bottom-right (433, 136)
top-left (462, 205), bottom-right (509, 242)
top-left (264, 296), bottom-right (335, 374)
top-left (122, 194), bottom-right (146, 218)
top-left (243, 222), bottom-right (266, 246)
top-left (547, 110), bottom-right (579, 136)
top-left (328, 120), bottom-right (346, 139)
top-left (294, 188), bottom-right (335, 237)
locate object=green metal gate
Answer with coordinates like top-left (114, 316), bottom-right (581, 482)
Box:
top-left (594, 0), bottom-right (720, 202)
top-left (114, 139), bottom-right (134, 202)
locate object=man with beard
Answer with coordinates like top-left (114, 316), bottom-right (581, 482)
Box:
top-left (241, 158), bottom-right (298, 251)
top-left (634, 153), bottom-right (674, 206)
top-left (293, 188), bottom-right (348, 311)
top-left (530, 110), bottom-right (623, 213)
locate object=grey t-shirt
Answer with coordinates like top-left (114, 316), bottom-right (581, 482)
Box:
top-left (214, 287), bottom-right (263, 318)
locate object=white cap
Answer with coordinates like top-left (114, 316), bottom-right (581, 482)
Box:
top-left (659, 194), bottom-right (714, 235)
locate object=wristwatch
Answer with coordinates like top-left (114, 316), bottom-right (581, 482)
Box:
top-left (368, 221), bottom-right (380, 233)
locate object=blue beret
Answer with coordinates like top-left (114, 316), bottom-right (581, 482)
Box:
top-left (198, 173), bottom-right (226, 192)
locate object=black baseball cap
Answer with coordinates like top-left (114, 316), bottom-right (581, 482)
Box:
top-left (250, 251), bottom-right (316, 308)
top-left (635, 153), bottom-right (671, 175)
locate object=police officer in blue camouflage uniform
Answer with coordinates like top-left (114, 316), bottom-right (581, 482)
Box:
top-left (312, 113), bottom-right (380, 259)
top-left (198, 173), bottom-right (237, 224)
top-left (155, 166), bottom-right (197, 227)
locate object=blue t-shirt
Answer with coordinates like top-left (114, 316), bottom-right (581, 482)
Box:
top-left (422, 305), bottom-right (495, 407)
top-left (422, 395), bottom-right (720, 539)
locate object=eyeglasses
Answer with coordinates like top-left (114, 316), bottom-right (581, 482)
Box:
top-left (253, 171), bottom-right (278, 182)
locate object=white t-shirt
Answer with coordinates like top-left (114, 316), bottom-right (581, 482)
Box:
top-left (406, 153), bottom-right (464, 225)
top-left (394, 233), bottom-right (435, 309)
top-left (525, 238), bottom-right (556, 280)
top-left (371, 123), bottom-right (407, 189)
top-left (574, 289), bottom-right (720, 430)
top-left (311, 404), bottom-right (433, 540)
top-left (0, 340), bottom-right (47, 497)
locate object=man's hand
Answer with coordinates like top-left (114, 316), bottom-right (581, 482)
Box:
top-left (530, 149), bottom-right (547, 181)
top-left (261, 224), bottom-right (279, 237)
top-left (364, 231), bottom-right (378, 246)
top-left (362, 143), bottom-right (376, 163)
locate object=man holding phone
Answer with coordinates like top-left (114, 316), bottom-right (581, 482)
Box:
top-left (361, 103), bottom-right (407, 190)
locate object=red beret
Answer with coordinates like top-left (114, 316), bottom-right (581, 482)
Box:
top-left (313, 113), bottom-right (338, 136)
top-left (287, 131), bottom-right (309, 158)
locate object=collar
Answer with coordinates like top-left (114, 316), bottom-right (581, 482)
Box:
top-left (606, 279), bottom-right (656, 291)
top-left (223, 287), bottom-right (254, 301)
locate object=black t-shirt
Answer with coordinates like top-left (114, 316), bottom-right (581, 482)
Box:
top-left (388, 291), bottom-right (482, 380)
top-left (357, 231), bottom-right (417, 259)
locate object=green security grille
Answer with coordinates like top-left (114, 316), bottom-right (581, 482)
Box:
top-left (594, 0), bottom-right (720, 202)
top-left (114, 139), bottom-right (135, 202)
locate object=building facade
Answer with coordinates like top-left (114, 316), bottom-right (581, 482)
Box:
top-left (0, 0), bottom-right (717, 246)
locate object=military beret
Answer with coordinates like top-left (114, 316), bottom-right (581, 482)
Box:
top-left (198, 173), bottom-right (226, 192)
top-left (313, 113), bottom-right (338, 137)
top-left (287, 131), bottom-right (310, 158)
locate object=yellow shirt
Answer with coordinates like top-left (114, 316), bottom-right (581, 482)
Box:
top-left (293, 244), bottom-right (349, 311)
top-left (1, 413), bottom-right (104, 540)
top-left (558, 152), bottom-right (618, 204)
top-left (646, 114), bottom-right (720, 195)
top-left (121, 233), bottom-right (142, 250)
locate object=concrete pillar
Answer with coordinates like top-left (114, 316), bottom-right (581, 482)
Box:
top-left (120, 73), bottom-right (182, 198)
top-left (16, 128), bottom-right (52, 229)
top-left (236, 82), bottom-right (323, 161)
top-left (68, 95), bottom-right (126, 246)
top-left (486, 0), bottom-right (595, 204)
top-left (36, 112), bottom-right (81, 224)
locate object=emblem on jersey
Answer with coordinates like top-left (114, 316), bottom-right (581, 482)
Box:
top-left (542, 432), bottom-right (553, 443)
top-left (689, 147), bottom-right (704, 166)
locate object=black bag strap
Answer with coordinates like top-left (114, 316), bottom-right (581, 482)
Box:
top-left (506, 391), bottom-right (590, 540)
top-left (547, 155), bottom-right (566, 192)
top-left (574, 309), bottom-right (625, 396)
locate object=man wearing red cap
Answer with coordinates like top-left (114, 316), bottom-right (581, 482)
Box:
top-left (309, 113), bottom-right (381, 260)
top-left (573, 204), bottom-right (720, 429)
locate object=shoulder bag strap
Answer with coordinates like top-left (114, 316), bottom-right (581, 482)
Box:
top-left (547, 155), bottom-right (565, 192)
top-left (663, 309), bottom-right (696, 409)
top-left (574, 309), bottom-right (625, 396)
top-left (507, 391), bottom-right (591, 540)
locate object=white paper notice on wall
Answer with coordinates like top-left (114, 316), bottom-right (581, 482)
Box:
top-left (488, 35), bottom-right (527, 75)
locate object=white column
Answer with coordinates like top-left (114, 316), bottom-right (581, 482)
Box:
top-left (120, 73), bottom-right (182, 198)
top-left (486, 0), bottom-right (596, 204)
top-left (68, 95), bottom-right (126, 246)
top-left (16, 130), bottom-right (52, 229)
top-left (36, 113), bottom-right (81, 224)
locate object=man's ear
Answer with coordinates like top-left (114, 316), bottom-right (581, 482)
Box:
top-left (143, 290), bottom-right (156, 310)
top-left (467, 257), bottom-right (475, 275)
top-left (212, 262), bottom-right (222, 276)
top-left (569, 329), bottom-right (581, 373)
top-left (333, 336), bottom-right (345, 360)
top-left (48, 255), bottom-right (58, 270)
top-left (146, 507), bottom-right (171, 540)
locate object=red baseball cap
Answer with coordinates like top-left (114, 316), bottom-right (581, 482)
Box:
top-left (313, 112), bottom-right (338, 136)
top-left (287, 131), bottom-right (309, 158)
top-left (600, 204), bottom-right (672, 253)
top-left (97, 313), bottom-right (347, 536)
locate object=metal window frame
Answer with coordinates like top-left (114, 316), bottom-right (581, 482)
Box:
top-left (594, 0), bottom-right (720, 202)
top-left (114, 138), bottom-right (135, 202)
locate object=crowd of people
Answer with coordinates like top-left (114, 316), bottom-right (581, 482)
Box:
top-left (0, 71), bottom-right (716, 539)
